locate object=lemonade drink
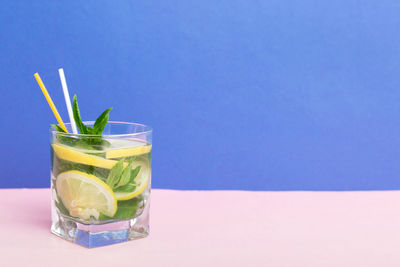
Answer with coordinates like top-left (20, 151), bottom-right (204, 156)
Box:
top-left (50, 122), bottom-right (152, 247)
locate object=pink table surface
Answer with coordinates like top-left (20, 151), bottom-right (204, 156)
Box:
top-left (1, 189), bottom-right (400, 267)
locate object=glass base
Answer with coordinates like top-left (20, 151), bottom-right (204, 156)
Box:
top-left (51, 201), bottom-right (150, 248)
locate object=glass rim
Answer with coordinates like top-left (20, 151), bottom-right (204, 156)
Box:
top-left (50, 121), bottom-right (152, 138)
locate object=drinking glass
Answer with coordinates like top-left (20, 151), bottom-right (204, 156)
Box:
top-left (50, 121), bottom-right (152, 248)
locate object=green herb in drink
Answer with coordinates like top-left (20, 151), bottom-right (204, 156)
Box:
top-left (52, 94), bottom-right (112, 150)
top-left (105, 158), bottom-right (142, 192)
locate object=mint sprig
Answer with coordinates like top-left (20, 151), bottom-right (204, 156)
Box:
top-left (105, 158), bottom-right (141, 192)
top-left (130, 166), bottom-right (141, 183)
top-left (72, 95), bottom-right (88, 134)
top-left (116, 158), bottom-right (134, 188)
top-left (52, 94), bottom-right (112, 150)
top-left (93, 108), bottom-right (112, 134)
top-left (105, 158), bottom-right (125, 188)
top-left (99, 197), bottom-right (143, 220)
top-left (72, 94), bottom-right (112, 135)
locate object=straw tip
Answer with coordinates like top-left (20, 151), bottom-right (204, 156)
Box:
top-left (34, 73), bottom-right (39, 77)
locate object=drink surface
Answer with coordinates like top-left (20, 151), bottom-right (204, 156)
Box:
top-left (51, 138), bottom-right (151, 224)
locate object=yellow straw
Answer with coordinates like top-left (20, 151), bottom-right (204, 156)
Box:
top-left (34, 73), bottom-right (69, 133)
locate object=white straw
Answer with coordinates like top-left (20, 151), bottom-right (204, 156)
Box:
top-left (58, 68), bottom-right (78, 134)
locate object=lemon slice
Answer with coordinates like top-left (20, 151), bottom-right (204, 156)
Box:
top-left (115, 159), bottom-right (151, 200)
top-left (106, 144), bottom-right (152, 159)
top-left (56, 170), bottom-right (117, 220)
top-left (52, 143), bottom-right (120, 169)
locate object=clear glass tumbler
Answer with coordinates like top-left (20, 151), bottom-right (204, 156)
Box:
top-left (50, 121), bottom-right (152, 248)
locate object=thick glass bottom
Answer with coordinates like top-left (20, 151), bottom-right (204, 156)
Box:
top-left (51, 202), bottom-right (150, 248)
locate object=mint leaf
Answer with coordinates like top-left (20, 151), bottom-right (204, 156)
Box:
top-left (51, 124), bottom-right (66, 133)
top-left (130, 166), bottom-right (141, 183)
top-left (114, 184), bottom-right (136, 193)
top-left (116, 159), bottom-right (133, 188)
top-left (86, 126), bottom-right (95, 134)
top-left (54, 95), bottom-right (113, 151)
top-left (74, 139), bottom-right (97, 150)
top-left (105, 159), bottom-right (125, 188)
top-left (52, 122), bottom-right (80, 147)
top-left (52, 124), bottom-right (79, 147)
top-left (113, 198), bottom-right (141, 219)
top-left (93, 108), bottom-right (112, 135)
top-left (99, 198), bottom-right (141, 220)
top-left (72, 94), bottom-right (87, 134)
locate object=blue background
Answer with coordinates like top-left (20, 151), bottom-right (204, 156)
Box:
top-left (1, 1), bottom-right (400, 190)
